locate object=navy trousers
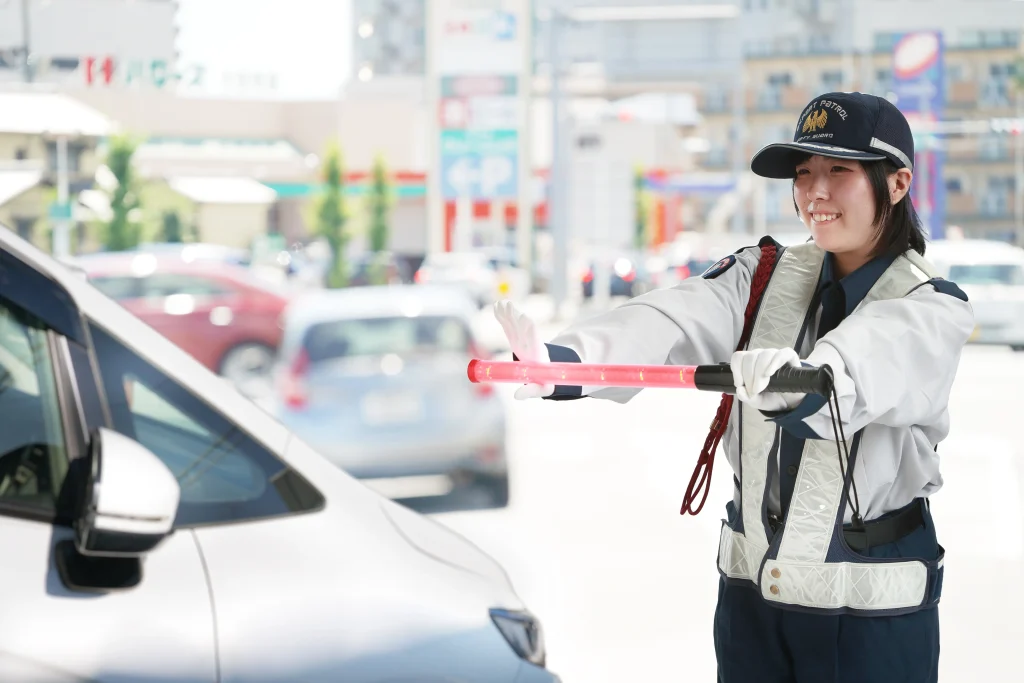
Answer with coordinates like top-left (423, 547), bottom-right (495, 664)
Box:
top-left (714, 502), bottom-right (941, 683)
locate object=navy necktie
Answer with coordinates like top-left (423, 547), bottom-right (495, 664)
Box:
top-left (817, 282), bottom-right (846, 339)
top-left (779, 281), bottom-right (847, 519)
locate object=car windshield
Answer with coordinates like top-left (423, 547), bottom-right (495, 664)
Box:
top-left (302, 316), bottom-right (471, 363)
top-left (948, 263), bottom-right (1024, 286)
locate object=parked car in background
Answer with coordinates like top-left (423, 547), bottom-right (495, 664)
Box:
top-left (131, 241), bottom-right (252, 267)
top-left (415, 251), bottom-right (496, 306)
top-left (653, 232), bottom-right (778, 289)
top-left (581, 253), bottom-right (653, 299)
top-left (270, 285), bottom-right (510, 506)
top-left (0, 224), bottom-right (555, 682)
top-left (348, 250), bottom-right (414, 287)
top-left (479, 245), bottom-right (532, 299)
top-left (71, 251), bottom-right (290, 396)
top-left (926, 238), bottom-right (1024, 351)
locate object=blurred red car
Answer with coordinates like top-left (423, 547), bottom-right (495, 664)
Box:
top-left (74, 251), bottom-right (290, 391)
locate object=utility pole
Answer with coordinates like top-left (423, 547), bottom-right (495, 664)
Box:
top-left (548, 8), bottom-right (569, 318)
top-left (20, 0), bottom-right (33, 83)
top-left (53, 135), bottom-right (71, 259)
top-left (1015, 47), bottom-right (1024, 245)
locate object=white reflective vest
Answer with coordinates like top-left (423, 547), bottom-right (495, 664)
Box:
top-left (718, 241), bottom-right (945, 614)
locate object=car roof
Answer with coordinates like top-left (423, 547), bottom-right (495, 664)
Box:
top-left (926, 239), bottom-right (1024, 265)
top-left (71, 251), bottom-right (228, 273)
top-left (284, 285), bottom-right (478, 329)
top-left (69, 251), bottom-right (291, 297)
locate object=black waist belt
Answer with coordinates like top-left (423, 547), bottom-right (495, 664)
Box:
top-left (842, 499), bottom-right (925, 551)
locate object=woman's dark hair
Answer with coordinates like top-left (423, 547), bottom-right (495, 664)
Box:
top-left (792, 156), bottom-right (927, 256)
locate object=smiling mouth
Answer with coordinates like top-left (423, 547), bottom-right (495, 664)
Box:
top-left (811, 212), bottom-right (841, 224)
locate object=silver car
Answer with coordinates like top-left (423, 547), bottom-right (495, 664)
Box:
top-left (270, 285), bottom-right (510, 506)
top-left (0, 226), bottom-right (553, 681)
top-left (927, 238), bottom-right (1024, 351)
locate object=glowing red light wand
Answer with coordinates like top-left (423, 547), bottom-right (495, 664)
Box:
top-left (466, 359), bottom-right (835, 396)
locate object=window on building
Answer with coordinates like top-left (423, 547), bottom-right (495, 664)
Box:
top-left (873, 33), bottom-right (900, 52)
top-left (808, 34), bottom-right (832, 53)
top-left (820, 69), bottom-right (843, 91)
top-left (959, 30), bottom-right (982, 48)
top-left (45, 142), bottom-right (85, 175)
top-left (980, 134), bottom-right (1008, 160)
top-left (981, 78), bottom-right (1011, 108)
top-left (49, 57), bottom-right (80, 72)
top-left (13, 219), bottom-right (34, 242)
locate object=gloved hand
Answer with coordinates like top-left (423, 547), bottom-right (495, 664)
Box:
top-left (494, 300), bottom-right (555, 400)
top-left (731, 348), bottom-right (805, 412)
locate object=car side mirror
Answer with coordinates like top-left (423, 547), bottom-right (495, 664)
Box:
top-left (56, 428), bottom-right (181, 593)
top-left (74, 427), bottom-right (180, 557)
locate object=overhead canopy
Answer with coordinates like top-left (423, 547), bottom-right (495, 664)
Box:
top-left (168, 176), bottom-right (278, 205)
top-left (0, 170), bottom-right (43, 207)
top-left (0, 92), bottom-right (116, 137)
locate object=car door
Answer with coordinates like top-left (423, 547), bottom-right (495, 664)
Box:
top-left (82, 313), bottom-right (339, 682)
top-left (0, 250), bottom-right (217, 682)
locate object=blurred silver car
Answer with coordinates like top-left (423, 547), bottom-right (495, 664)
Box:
top-left (928, 238), bottom-right (1024, 350)
top-left (270, 285), bottom-right (510, 505)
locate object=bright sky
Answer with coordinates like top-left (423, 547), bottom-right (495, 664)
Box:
top-left (175, 0), bottom-right (352, 100)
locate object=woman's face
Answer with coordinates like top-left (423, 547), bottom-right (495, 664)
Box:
top-left (793, 155), bottom-right (879, 259)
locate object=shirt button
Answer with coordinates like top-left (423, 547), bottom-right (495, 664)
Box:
top-left (771, 568), bottom-right (781, 579)
top-left (787, 465), bottom-right (798, 476)
top-left (770, 585), bottom-right (780, 595)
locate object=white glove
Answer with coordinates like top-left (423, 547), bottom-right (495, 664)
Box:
top-left (493, 300), bottom-right (555, 400)
top-left (731, 348), bottom-right (805, 412)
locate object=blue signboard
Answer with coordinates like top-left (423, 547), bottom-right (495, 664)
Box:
top-left (892, 31), bottom-right (946, 239)
top-left (440, 129), bottom-right (518, 199)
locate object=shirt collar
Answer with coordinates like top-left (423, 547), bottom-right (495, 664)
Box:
top-left (818, 250), bottom-right (900, 316)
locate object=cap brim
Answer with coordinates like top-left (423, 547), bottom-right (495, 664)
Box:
top-left (750, 142), bottom-right (886, 179)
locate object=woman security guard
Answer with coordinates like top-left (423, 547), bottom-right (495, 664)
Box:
top-left (494, 92), bottom-right (975, 682)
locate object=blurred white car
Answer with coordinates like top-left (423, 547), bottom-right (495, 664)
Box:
top-left (415, 251), bottom-right (529, 307)
top-left (0, 225), bottom-right (556, 682)
top-left (654, 232), bottom-right (760, 288)
top-left (927, 238), bottom-right (1024, 350)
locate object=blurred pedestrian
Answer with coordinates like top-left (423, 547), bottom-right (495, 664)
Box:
top-left (495, 92), bottom-right (974, 683)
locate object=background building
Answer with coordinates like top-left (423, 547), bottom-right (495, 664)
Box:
top-left (0, 0), bottom-right (178, 90)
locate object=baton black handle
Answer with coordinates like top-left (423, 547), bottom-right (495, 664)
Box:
top-left (693, 363), bottom-right (835, 397)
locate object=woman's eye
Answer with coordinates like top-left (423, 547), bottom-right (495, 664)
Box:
top-left (831, 165), bottom-right (849, 173)
top-left (795, 169), bottom-right (809, 176)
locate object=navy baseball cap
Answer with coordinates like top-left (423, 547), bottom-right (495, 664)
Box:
top-left (750, 92), bottom-right (915, 179)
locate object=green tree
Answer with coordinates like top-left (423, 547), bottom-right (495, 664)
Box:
top-left (633, 166), bottom-right (649, 250)
top-left (160, 210), bottom-right (184, 243)
top-left (102, 134), bottom-right (142, 251)
top-left (314, 141), bottom-right (349, 288)
top-left (366, 154), bottom-right (393, 285)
